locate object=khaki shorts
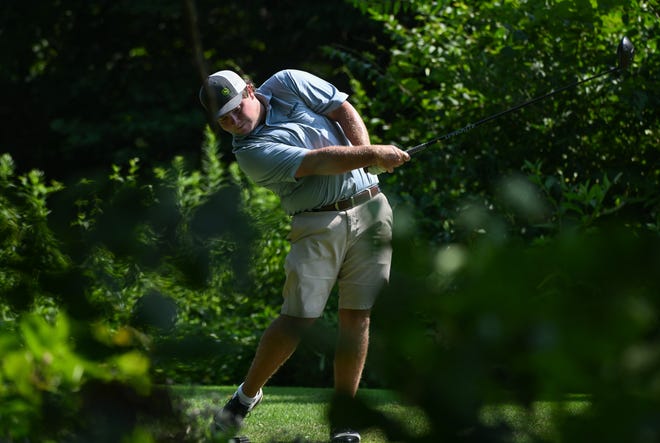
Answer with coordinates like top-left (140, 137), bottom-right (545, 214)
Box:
top-left (282, 193), bottom-right (393, 318)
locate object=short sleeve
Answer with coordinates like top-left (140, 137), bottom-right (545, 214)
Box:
top-left (235, 142), bottom-right (306, 186)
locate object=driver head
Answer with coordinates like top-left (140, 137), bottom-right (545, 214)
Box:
top-left (617, 36), bottom-right (635, 70)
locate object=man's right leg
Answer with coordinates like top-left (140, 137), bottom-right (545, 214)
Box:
top-left (213, 314), bottom-right (315, 433)
top-left (242, 314), bottom-right (316, 396)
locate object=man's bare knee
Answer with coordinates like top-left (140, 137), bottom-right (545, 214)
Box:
top-left (338, 309), bottom-right (371, 331)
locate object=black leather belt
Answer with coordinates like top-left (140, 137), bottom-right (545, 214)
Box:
top-left (313, 185), bottom-right (381, 212)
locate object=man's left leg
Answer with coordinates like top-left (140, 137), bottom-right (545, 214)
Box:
top-left (330, 308), bottom-right (371, 443)
top-left (334, 308), bottom-right (371, 396)
top-left (331, 194), bottom-right (393, 442)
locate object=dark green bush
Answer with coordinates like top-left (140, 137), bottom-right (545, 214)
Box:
top-left (0, 129), bottom-right (294, 439)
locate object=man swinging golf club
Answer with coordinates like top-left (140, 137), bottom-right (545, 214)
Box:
top-left (199, 68), bottom-right (409, 443)
top-left (199, 36), bottom-right (633, 442)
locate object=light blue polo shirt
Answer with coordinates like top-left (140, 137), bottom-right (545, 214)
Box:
top-left (232, 69), bottom-right (378, 215)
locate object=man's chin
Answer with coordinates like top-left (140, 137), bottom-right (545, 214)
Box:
top-left (232, 125), bottom-right (252, 136)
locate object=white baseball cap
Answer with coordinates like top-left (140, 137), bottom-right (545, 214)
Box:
top-left (199, 70), bottom-right (247, 119)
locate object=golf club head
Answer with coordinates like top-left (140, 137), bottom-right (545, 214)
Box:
top-left (617, 36), bottom-right (634, 70)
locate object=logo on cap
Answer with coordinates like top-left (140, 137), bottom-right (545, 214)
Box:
top-left (221, 87), bottom-right (231, 96)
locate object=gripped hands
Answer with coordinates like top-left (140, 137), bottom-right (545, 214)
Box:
top-left (367, 145), bottom-right (410, 175)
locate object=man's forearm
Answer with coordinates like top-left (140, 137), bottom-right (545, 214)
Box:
top-left (295, 144), bottom-right (410, 178)
top-left (295, 145), bottom-right (376, 177)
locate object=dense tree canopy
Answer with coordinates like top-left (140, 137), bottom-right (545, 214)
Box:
top-left (343, 0), bottom-right (658, 243)
top-left (1, 0), bottom-right (385, 179)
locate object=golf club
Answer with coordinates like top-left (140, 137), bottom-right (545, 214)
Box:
top-left (368, 36), bottom-right (634, 174)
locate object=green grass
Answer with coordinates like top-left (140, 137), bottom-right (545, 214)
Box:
top-left (168, 386), bottom-right (589, 443)
top-left (479, 397), bottom-right (590, 443)
top-left (170, 386), bottom-right (429, 442)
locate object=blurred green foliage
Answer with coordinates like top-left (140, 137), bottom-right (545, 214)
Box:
top-left (331, 217), bottom-right (660, 441)
top-left (0, 130), bottom-right (288, 440)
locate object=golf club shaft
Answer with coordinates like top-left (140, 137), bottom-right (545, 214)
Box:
top-left (407, 65), bottom-right (620, 155)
